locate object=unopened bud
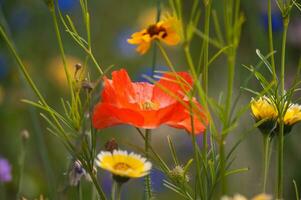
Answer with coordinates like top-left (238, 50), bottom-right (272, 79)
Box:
top-left (169, 166), bottom-right (189, 183)
top-left (21, 129), bottom-right (30, 141)
top-left (105, 138), bottom-right (118, 152)
top-left (75, 63), bottom-right (82, 71)
top-left (82, 80), bottom-right (94, 92)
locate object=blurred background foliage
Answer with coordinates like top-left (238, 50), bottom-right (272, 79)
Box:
top-left (0, 0), bottom-right (301, 199)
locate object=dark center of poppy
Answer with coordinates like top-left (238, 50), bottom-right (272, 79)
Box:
top-left (147, 24), bottom-right (167, 38)
top-left (114, 163), bottom-right (131, 171)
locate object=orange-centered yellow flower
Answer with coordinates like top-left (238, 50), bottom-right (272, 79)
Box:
top-left (127, 17), bottom-right (180, 54)
top-left (95, 150), bottom-right (152, 179)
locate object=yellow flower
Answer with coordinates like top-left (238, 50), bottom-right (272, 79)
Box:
top-left (221, 193), bottom-right (272, 200)
top-left (251, 193), bottom-right (272, 200)
top-left (283, 103), bottom-right (301, 126)
top-left (221, 194), bottom-right (247, 200)
top-left (127, 17), bottom-right (180, 54)
top-left (95, 150), bottom-right (152, 179)
top-left (250, 96), bottom-right (277, 121)
top-left (47, 56), bottom-right (83, 89)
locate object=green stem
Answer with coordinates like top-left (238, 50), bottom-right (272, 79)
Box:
top-left (219, 135), bottom-right (226, 194)
top-left (145, 129), bottom-right (152, 199)
top-left (78, 182), bottom-right (83, 200)
top-left (267, 0), bottom-right (276, 79)
top-left (277, 16), bottom-right (289, 200)
top-left (262, 135), bottom-right (271, 193)
top-left (201, 2), bottom-right (211, 198)
top-left (150, 0), bottom-right (161, 78)
top-left (190, 103), bottom-right (204, 199)
top-left (49, 7), bottom-right (75, 104)
top-left (112, 181), bottom-right (122, 200)
top-left (17, 138), bottom-right (27, 199)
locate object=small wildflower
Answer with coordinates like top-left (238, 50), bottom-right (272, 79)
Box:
top-left (95, 150), bottom-right (152, 183)
top-left (250, 96), bottom-right (277, 134)
top-left (104, 138), bottom-right (119, 152)
top-left (169, 165), bottom-right (189, 183)
top-left (128, 17), bottom-right (180, 54)
top-left (69, 160), bottom-right (86, 186)
top-left (0, 157), bottom-right (12, 183)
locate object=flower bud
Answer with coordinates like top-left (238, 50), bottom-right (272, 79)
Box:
top-left (105, 138), bottom-right (118, 152)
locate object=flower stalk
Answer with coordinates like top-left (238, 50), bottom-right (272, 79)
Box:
top-left (144, 129), bottom-right (152, 199)
top-left (277, 13), bottom-right (289, 200)
top-left (262, 134), bottom-right (272, 193)
top-left (112, 181), bottom-right (122, 200)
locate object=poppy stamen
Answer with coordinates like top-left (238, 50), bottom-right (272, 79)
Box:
top-left (140, 101), bottom-right (160, 110)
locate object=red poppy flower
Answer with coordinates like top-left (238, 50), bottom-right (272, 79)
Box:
top-left (92, 69), bottom-right (207, 134)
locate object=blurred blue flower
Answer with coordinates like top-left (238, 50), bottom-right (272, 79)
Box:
top-left (261, 12), bottom-right (283, 32)
top-left (150, 169), bottom-right (165, 192)
top-left (58, 0), bottom-right (79, 12)
top-left (0, 157), bottom-right (12, 183)
top-left (116, 30), bottom-right (136, 58)
top-left (101, 171), bottom-right (112, 196)
top-left (9, 6), bottom-right (30, 32)
top-left (135, 66), bottom-right (169, 82)
top-left (0, 54), bottom-right (9, 80)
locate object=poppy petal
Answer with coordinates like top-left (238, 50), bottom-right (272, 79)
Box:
top-left (152, 72), bottom-right (193, 107)
top-left (93, 103), bottom-right (144, 129)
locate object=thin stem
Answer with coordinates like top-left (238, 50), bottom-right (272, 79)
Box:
top-left (189, 103), bottom-right (204, 199)
top-left (49, 7), bottom-right (76, 108)
top-left (78, 182), bottom-right (83, 200)
top-left (112, 181), bottom-right (122, 200)
top-left (17, 138), bottom-right (27, 199)
top-left (111, 181), bottom-right (116, 200)
top-left (219, 135), bottom-right (226, 194)
top-left (268, 0), bottom-right (276, 79)
top-left (201, 1), bottom-right (211, 198)
top-left (150, 0), bottom-right (161, 78)
top-left (144, 129), bottom-right (152, 199)
top-left (262, 135), bottom-right (271, 193)
top-left (277, 16), bottom-right (289, 200)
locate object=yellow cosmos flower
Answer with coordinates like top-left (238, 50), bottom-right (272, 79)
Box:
top-left (283, 103), bottom-right (301, 126)
top-left (127, 17), bottom-right (181, 54)
top-left (250, 96), bottom-right (277, 121)
top-left (95, 150), bottom-right (152, 179)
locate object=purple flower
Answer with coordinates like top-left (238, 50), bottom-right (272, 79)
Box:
top-left (0, 158), bottom-right (12, 183)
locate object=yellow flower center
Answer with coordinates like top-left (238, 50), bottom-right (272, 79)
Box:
top-left (146, 24), bottom-right (167, 38)
top-left (114, 163), bottom-right (131, 171)
top-left (140, 101), bottom-right (160, 110)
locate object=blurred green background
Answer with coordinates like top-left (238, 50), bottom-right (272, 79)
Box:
top-left (0, 0), bottom-right (301, 199)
